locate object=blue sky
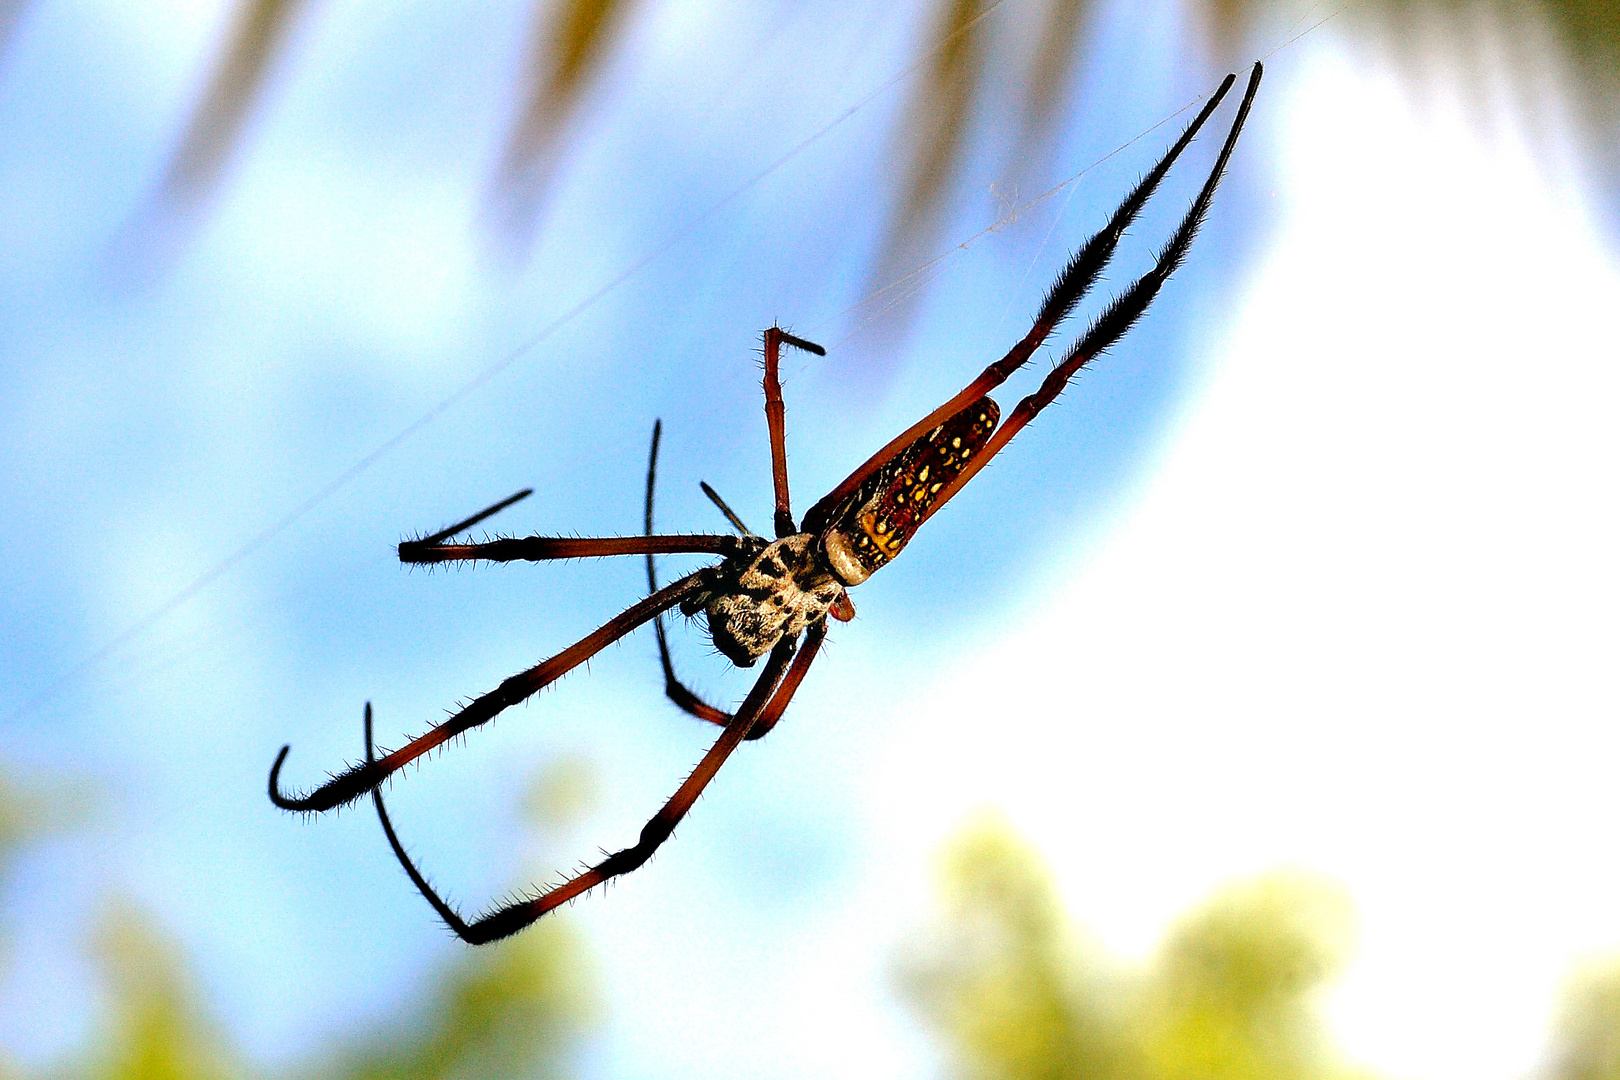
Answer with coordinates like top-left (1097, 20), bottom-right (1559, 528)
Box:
top-left (3, 2), bottom-right (1618, 1079)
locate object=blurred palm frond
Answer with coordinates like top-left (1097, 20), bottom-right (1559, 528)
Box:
top-left (485, 0), bottom-right (641, 265)
top-left (129, 0), bottom-right (312, 256)
top-left (0, 0), bottom-right (29, 58)
top-left (131, 0), bottom-right (1620, 317)
top-left (852, 0), bottom-right (995, 363)
top-left (1011, 0), bottom-right (1096, 170)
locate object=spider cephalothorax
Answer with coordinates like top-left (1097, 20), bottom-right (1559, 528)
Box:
top-left (690, 392), bottom-right (1002, 665)
top-left (269, 64), bottom-right (1262, 945)
top-left (684, 533), bottom-right (848, 667)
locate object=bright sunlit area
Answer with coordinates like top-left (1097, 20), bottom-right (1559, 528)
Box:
top-left (2, 2), bottom-right (1618, 1080)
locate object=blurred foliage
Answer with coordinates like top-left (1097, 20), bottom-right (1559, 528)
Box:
top-left (0, 766), bottom-right (92, 878)
top-left (900, 815), bottom-right (1137, 1080)
top-left (487, 0), bottom-right (641, 261)
top-left (0, 761), bottom-right (598, 1080)
top-left (152, 0), bottom-right (312, 216)
top-left (82, 905), bottom-right (245, 1080)
top-left (318, 921), bottom-right (591, 1080)
top-left (1140, 873), bottom-right (1361, 1080)
top-left (64, 899), bottom-right (591, 1080)
top-left (901, 811), bottom-right (1373, 1080)
top-left (523, 754), bottom-right (600, 832)
top-left (94, 0), bottom-right (1620, 306)
top-left (1548, 957), bottom-right (1620, 1080)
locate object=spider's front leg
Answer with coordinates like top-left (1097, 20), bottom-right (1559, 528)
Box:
top-left (371, 621), bottom-right (827, 944)
top-left (803, 63), bottom-right (1262, 569)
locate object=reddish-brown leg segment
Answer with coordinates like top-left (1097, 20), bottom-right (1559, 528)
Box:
top-left (763, 327), bottom-right (826, 539)
top-left (740, 617), bottom-right (825, 741)
top-left (370, 625), bottom-right (821, 944)
top-left (401, 533), bottom-right (740, 565)
top-left (397, 485), bottom-right (740, 565)
top-left (269, 570), bottom-right (708, 812)
top-left (799, 69), bottom-right (1243, 538)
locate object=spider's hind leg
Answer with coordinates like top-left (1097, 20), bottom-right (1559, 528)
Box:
top-left (378, 631), bottom-right (814, 945)
top-left (908, 62), bottom-right (1264, 528)
top-left (366, 703), bottom-right (478, 941)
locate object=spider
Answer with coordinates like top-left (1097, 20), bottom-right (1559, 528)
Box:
top-left (270, 63), bottom-right (1261, 944)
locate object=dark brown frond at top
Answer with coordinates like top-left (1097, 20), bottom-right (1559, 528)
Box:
top-left (1354, 0), bottom-right (1620, 176)
top-left (109, 0), bottom-right (1620, 297)
top-left (0, 0), bottom-right (30, 59)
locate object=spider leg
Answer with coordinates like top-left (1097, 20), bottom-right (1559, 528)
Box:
top-left (763, 327), bottom-right (826, 539)
top-left (375, 630), bottom-right (811, 944)
top-left (399, 451), bottom-right (742, 565)
top-left (800, 69), bottom-right (1243, 536)
top-left (411, 488), bottom-right (534, 548)
top-left (365, 702), bottom-right (480, 939)
top-left (400, 533), bottom-right (739, 565)
top-left (699, 481), bottom-right (759, 537)
top-left (741, 616), bottom-right (825, 741)
top-left (643, 421), bottom-right (734, 728)
top-left (915, 62), bottom-right (1262, 528)
top-left (269, 569), bottom-right (709, 813)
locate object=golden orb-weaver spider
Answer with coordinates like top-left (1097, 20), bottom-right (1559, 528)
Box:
top-left (270, 63), bottom-right (1261, 944)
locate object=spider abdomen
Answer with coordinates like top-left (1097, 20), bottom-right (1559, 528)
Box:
top-left (694, 534), bottom-right (846, 667)
top-left (822, 397), bottom-right (999, 585)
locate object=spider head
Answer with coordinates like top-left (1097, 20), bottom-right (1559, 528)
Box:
top-left (682, 534), bottom-right (846, 667)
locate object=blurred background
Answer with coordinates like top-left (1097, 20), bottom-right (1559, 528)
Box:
top-left (1, 0), bottom-right (1618, 1078)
